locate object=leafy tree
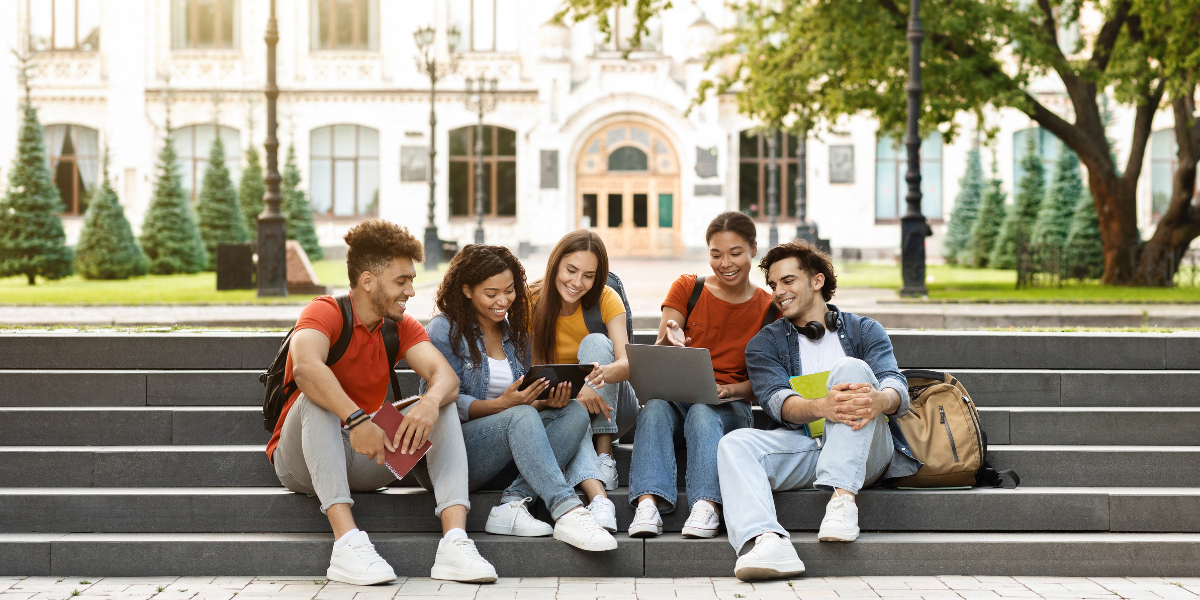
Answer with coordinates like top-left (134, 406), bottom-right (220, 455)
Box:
top-left (196, 134), bottom-right (249, 269)
top-left (140, 122), bottom-right (207, 274)
top-left (1066, 188), bottom-right (1105, 280)
top-left (1033, 149), bottom-right (1084, 248)
top-left (969, 170), bottom-right (1009, 269)
top-left (991, 133), bottom-right (1044, 269)
top-left (239, 145), bottom-right (265, 235)
top-left (944, 146), bottom-right (985, 265)
top-left (281, 144), bottom-right (322, 260)
top-left (0, 103), bottom-right (73, 284)
top-left (75, 151), bottom-right (149, 280)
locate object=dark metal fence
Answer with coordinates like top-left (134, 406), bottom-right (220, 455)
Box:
top-left (1015, 243), bottom-right (1200, 288)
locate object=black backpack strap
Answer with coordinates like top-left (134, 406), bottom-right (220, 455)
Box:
top-left (685, 276), bottom-right (705, 323)
top-left (328, 294), bottom-right (355, 366)
top-left (583, 302), bottom-right (606, 336)
top-left (381, 317), bottom-right (402, 400)
top-left (761, 303), bottom-right (779, 329)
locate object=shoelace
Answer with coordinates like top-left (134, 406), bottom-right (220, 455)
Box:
top-left (632, 504), bottom-right (658, 525)
top-left (503, 497), bottom-right (536, 534)
top-left (574, 509), bottom-right (605, 534)
top-left (826, 496), bottom-right (850, 521)
top-left (350, 540), bottom-right (387, 567)
top-left (687, 503), bottom-right (716, 526)
top-left (450, 537), bottom-right (485, 561)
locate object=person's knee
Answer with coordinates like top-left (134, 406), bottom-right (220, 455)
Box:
top-left (828, 356), bottom-right (872, 387)
top-left (577, 333), bottom-right (614, 362)
top-left (297, 395), bottom-right (339, 426)
top-left (684, 404), bottom-right (721, 437)
top-left (507, 404), bottom-right (541, 429)
top-left (638, 398), bottom-right (672, 425)
top-left (717, 429), bottom-right (755, 466)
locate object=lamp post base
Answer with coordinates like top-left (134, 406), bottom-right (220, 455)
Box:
top-left (900, 214), bottom-right (932, 297)
top-left (423, 226), bottom-right (441, 272)
top-left (768, 226), bottom-right (778, 249)
top-left (795, 223), bottom-right (832, 256)
top-left (256, 216), bottom-right (288, 297)
top-left (474, 227), bottom-right (484, 245)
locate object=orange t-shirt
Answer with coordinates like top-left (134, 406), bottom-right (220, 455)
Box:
top-left (661, 274), bottom-right (775, 386)
top-left (266, 295), bottom-right (430, 461)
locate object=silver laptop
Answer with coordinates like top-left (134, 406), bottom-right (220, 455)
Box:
top-left (626, 344), bottom-right (738, 405)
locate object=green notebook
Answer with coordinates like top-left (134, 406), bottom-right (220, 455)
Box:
top-left (789, 371), bottom-right (830, 438)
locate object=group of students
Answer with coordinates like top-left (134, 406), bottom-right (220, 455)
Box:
top-left (266, 211), bottom-right (918, 586)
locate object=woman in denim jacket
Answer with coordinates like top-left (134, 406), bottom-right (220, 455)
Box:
top-left (425, 244), bottom-right (617, 552)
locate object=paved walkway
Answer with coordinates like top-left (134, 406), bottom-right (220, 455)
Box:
top-left (2, 576), bottom-right (1198, 600)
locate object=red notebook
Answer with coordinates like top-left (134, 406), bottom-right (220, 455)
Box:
top-left (370, 399), bottom-right (432, 480)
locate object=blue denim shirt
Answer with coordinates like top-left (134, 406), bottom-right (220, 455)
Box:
top-left (744, 304), bottom-right (921, 478)
top-left (425, 313), bottom-right (530, 423)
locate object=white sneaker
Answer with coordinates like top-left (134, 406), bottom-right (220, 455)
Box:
top-left (818, 494), bottom-right (860, 542)
top-left (681, 501), bottom-right (720, 539)
top-left (627, 502), bottom-right (662, 538)
top-left (598, 454), bottom-right (618, 490)
top-left (734, 533), bottom-right (806, 582)
top-left (326, 531), bottom-right (396, 586)
top-left (553, 507), bottom-right (618, 551)
top-left (587, 495), bottom-right (618, 532)
top-left (485, 498), bottom-right (553, 537)
top-left (431, 537), bottom-right (498, 583)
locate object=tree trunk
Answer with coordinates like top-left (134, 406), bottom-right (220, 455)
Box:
top-left (26, 272), bottom-right (36, 285)
top-left (1134, 91), bottom-right (1200, 286)
top-left (1078, 153), bottom-right (1141, 285)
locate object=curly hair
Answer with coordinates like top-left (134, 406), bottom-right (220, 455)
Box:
top-left (758, 239), bottom-right (838, 302)
top-left (343, 219), bottom-right (424, 287)
top-left (530, 230), bottom-right (608, 364)
top-left (434, 245), bottom-right (530, 366)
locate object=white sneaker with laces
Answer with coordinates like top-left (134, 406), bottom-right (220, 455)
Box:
top-left (817, 494), bottom-right (860, 542)
top-left (485, 497), bottom-right (553, 537)
top-left (681, 501), bottom-right (720, 539)
top-left (734, 533), bottom-right (806, 582)
top-left (587, 495), bottom-right (618, 532)
top-left (430, 537), bottom-right (498, 583)
top-left (598, 454), bottom-right (619, 490)
top-left (627, 502), bottom-right (662, 538)
top-left (553, 507), bottom-right (618, 551)
top-left (326, 531), bottom-right (396, 586)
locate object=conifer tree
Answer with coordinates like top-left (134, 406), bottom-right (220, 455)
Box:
top-left (968, 161), bottom-right (1008, 269)
top-left (990, 132), bottom-right (1045, 269)
top-left (1032, 150), bottom-right (1083, 248)
top-left (944, 146), bottom-right (985, 265)
top-left (196, 133), bottom-right (249, 269)
top-left (75, 149), bottom-right (149, 279)
top-left (0, 103), bottom-right (74, 284)
top-left (239, 145), bottom-right (264, 234)
top-left (1066, 193), bottom-right (1104, 279)
top-left (140, 121), bottom-right (207, 274)
top-left (281, 144), bottom-right (323, 260)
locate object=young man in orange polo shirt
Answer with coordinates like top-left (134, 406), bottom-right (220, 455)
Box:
top-left (267, 220), bottom-right (496, 585)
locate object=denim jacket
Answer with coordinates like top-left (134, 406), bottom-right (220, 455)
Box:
top-left (744, 304), bottom-right (921, 478)
top-left (425, 313), bottom-right (530, 423)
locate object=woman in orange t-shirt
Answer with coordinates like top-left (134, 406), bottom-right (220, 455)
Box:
top-left (626, 211), bottom-right (775, 540)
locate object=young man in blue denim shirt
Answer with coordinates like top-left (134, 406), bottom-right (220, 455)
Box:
top-left (716, 240), bottom-right (921, 581)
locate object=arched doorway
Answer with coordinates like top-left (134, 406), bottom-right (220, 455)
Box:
top-left (576, 121), bottom-right (680, 256)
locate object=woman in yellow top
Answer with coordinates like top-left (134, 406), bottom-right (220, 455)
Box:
top-left (531, 230), bottom-right (639, 493)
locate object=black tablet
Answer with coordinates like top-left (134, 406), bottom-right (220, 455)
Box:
top-left (517, 364), bottom-right (593, 400)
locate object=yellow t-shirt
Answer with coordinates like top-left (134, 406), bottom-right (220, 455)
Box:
top-left (536, 286), bottom-right (626, 364)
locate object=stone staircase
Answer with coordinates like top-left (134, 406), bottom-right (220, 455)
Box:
top-left (1, 330), bottom-right (1199, 577)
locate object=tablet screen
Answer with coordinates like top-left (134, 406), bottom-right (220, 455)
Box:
top-left (518, 364), bottom-right (593, 400)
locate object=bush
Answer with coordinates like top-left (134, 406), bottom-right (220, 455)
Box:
top-left (991, 133), bottom-right (1045, 269)
top-left (1032, 150), bottom-right (1082, 247)
top-left (968, 167), bottom-right (1008, 269)
top-left (944, 146), bottom-right (985, 266)
top-left (140, 123), bottom-right (207, 274)
top-left (282, 144), bottom-right (323, 260)
top-left (196, 134), bottom-right (250, 269)
top-left (75, 161), bottom-right (149, 280)
top-left (0, 104), bottom-right (73, 284)
top-left (239, 145), bottom-right (265, 235)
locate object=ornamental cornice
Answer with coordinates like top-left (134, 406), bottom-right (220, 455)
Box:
top-left (559, 92), bottom-right (694, 134)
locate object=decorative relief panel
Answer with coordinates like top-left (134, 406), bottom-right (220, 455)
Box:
top-left (33, 54), bottom-right (103, 86)
top-left (169, 53), bottom-right (242, 87)
top-left (307, 55), bottom-right (381, 84)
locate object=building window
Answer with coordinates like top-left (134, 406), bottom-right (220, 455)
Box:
top-left (1012, 127), bottom-right (1062, 191)
top-left (1150, 129), bottom-right (1177, 225)
top-left (449, 0), bottom-right (519, 52)
top-left (43, 124), bottom-right (99, 215)
top-left (28, 0), bottom-right (100, 52)
top-left (311, 0), bottom-right (378, 51)
top-left (171, 124), bottom-right (242, 203)
top-left (874, 132), bottom-right (943, 221)
top-left (172, 0), bottom-right (238, 50)
top-left (597, 4), bottom-right (661, 52)
top-left (738, 130), bottom-right (798, 220)
top-left (448, 125), bottom-right (517, 218)
top-left (310, 125), bottom-right (379, 217)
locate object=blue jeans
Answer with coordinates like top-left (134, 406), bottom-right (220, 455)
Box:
top-left (576, 333), bottom-right (639, 437)
top-left (717, 357), bottom-right (895, 553)
top-left (628, 399), bottom-right (753, 512)
top-left (461, 401), bottom-right (591, 519)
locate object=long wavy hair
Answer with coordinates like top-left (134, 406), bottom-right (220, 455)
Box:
top-left (434, 244), bottom-right (530, 366)
top-left (530, 230), bottom-right (609, 364)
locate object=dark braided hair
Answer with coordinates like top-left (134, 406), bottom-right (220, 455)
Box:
top-left (434, 244), bottom-right (530, 366)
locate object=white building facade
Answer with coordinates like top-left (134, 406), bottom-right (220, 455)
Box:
top-left (0, 0), bottom-right (1188, 259)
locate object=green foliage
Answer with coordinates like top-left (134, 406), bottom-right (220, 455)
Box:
top-left (140, 126), bottom-right (207, 274)
top-left (75, 166), bottom-right (149, 280)
top-left (1066, 194), bottom-right (1105, 279)
top-left (196, 135), bottom-right (249, 270)
top-left (968, 170), bottom-right (1009, 269)
top-left (991, 133), bottom-right (1045, 269)
top-left (944, 146), bottom-right (985, 265)
top-left (239, 145), bottom-right (265, 235)
top-left (0, 104), bottom-right (74, 284)
top-left (281, 144), bottom-right (322, 260)
top-left (1033, 150), bottom-right (1084, 247)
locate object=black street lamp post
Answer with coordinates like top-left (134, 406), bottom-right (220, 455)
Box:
top-left (414, 25), bottom-right (460, 272)
top-left (464, 77), bottom-right (498, 245)
top-left (766, 129), bottom-right (779, 249)
top-left (256, 0), bottom-right (286, 297)
top-left (900, 0), bottom-right (933, 297)
top-left (795, 127), bottom-right (815, 242)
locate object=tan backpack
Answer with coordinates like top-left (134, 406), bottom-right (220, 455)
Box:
top-left (890, 370), bottom-right (1019, 488)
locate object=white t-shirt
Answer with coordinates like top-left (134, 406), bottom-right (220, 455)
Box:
top-left (798, 330), bottom-right (847, 376)
top-left (486, 356), bottom-right (515, 400)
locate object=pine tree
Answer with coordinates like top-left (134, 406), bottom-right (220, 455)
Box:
top-left (239, 145), bottom-right (264, 234)
top-left (140, 122), bottom-right (207, 274)
top-left (990, 132), bottom-right (1046, 269)
top-left (1032, 150), bottom-right (1083, 247)
top-left (0, 104), bottom-right (74, 284)
top-left (75, 150), bottom-right (149, 280)
top-left (282, 144), bottom-right (323, 260)
top-left (944, 146), bottom-right (985, 265)
top-left (968, 169), bottom-right (1008, 269)
top-left (196, 133), bottom-right (249, 269)
top-left (1066, 194), bottom-right (1104, 280)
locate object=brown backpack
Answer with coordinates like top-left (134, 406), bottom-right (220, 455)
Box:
top-left (890, 370), bottom-right (1019, 488)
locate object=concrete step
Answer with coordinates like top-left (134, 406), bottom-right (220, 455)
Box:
top-left (2, 531), bottom-right (1198, 577)
top-left (2, 487), bottom-right (1197, 534)
top-left (976, 407), bottom-right (1200, 446)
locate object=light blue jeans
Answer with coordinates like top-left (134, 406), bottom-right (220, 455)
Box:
top-left (576, 333), bottom-right (639, 438)
top-left (628, 399), bottom-right (753, 512)
top-left (717, 357), bottom-right (895, 553)
top-left (461, 401), bottom-right (592, 519)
